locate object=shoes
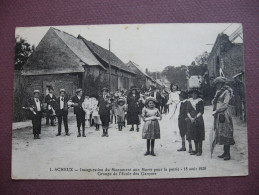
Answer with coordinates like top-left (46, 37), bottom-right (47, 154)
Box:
top-left (105, 134), bottom-right (109, 137)
top-left (177, 147), bottom-right (186, 152)
top-left (224, 154), bottom-right (230, 160)
top-left (196, 152), bottom-right (202, 156)
top-left (190, 151), bottom-right (197, 155)
top-left (130, 128), bottom-right (134, 131)
top-left (218, 153), bottom-right (226, 158)
top-left (136, 128), bottom-right (139, 132)
top-left (144, 151), bottom-right (150, 156)
top-left (65, 133), bottom-right (70, 136)
top-left (77, 133), bottom-right (81, 137)
top-left (34, 135), bottom-right (37, 139)
top-left (150, 152), bottom-right (156, 156)
top-left (36, 134), bottom-right (40, 139)
top-left (56, 133), bottom-right (61, 136)
top-left (101, 134), bottom-right (106, 137)
top-left (82, 134), bottom-right (86, 137)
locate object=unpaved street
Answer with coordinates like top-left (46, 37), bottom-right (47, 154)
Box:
top-left (12, 106), bottom-right (248, 179)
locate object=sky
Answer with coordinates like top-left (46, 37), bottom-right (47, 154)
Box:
top-left (15, 23), bottom-right (242, 71)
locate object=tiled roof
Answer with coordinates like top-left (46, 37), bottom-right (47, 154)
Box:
top-left (52, 28), bottom-right (105, 69)
top-left (126, 61), bottom-right (154, 81)
top-left (79, 35), bottom-right (135, 74)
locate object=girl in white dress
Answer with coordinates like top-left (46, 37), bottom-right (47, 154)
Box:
top-left (167, 84), bottom-right (181, 142)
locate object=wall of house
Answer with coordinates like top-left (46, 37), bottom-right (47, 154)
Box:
top-left (83, 66), bottom-right (135, 95)
top-left (24, 73), bottom-right (80, 98)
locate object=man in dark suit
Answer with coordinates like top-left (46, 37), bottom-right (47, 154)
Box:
top-left (151, 86), bottom-right (162, 112)
top-left (70, 89), bottom-right (85, 137)
top-left (99, 87), bottom-right (112, 137)
top-left (160, 85), bottom-right (169, 114)
top-left (55, 89), bottom-right (69, 136)
top-left (45, 86), bottom-right (56, 126)
top-left (27, 90), bottom-right (44, 139)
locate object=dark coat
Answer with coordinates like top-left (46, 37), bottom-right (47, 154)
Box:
top-left (98, 95), bottom-right (111, 127)
top-left (127, 93), bottom-right (140, 125)
top-left (178, 100), bottom-right (188, 138)
top-left (186, 99), bottom-right (205, 141)
top-left (54, 96), bottom-right (69, 116)
top-left (70, 95), bottom-right (85, 115)
top-left (151, 91), bottom-right (162, 106)
top-left (45, 94), bottom-right (56, 106)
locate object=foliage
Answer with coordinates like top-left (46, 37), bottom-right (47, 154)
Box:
top-left (14, 36), bottom-right (35, 70)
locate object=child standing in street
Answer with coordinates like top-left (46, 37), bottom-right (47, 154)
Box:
top-left (82, 95), bottom-right (91, 128)
top-left (142, 97), bottom-right (162, 156)
top-left (116, 98), bottom-right (127, 131)
top-left (177, 91), bottom-right (192, 152)
top-left (91, 95), bottom-right (102, 131)
top-left (186, 88), bottom-right (205, 156)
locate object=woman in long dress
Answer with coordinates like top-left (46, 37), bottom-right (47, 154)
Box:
top-left (212, 77), bottom-right (235, 160)
top-left (127, 86), bottom-right (140, 131)
top-left (167, 84), bottom-right (181, 142)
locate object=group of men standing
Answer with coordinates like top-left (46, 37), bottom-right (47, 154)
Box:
top-left (26, 86), bottom-right (112, 139)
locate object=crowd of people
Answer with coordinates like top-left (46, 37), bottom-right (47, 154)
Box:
top-left (24, 76), bottom-right (235, 160)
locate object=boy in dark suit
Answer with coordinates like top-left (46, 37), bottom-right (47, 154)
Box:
top-left (27, 90), bottom-right (44, 139)
top-left (45, 86), bottom-right (56, 126)
top-left (70, 89), bottom-right (86, 137)
top-left (55, 89), bottom-right (69, 136)
top-left (99, 87), bottom-right (112, 137)
top-left (177, 91), bottom-right (192, 152)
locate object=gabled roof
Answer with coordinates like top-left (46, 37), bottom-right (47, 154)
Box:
top-left (126, 61), bottom-right (154, 81)
top-left (52, 28), bottom-right (105, 69)
top-left (79, 35), bottom-right (135, 75)
top-left (22, 27), bottom-right (104, 75)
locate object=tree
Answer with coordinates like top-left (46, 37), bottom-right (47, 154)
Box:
top-left (195, 51), bottom-right (209, 66)
top-left (14, 36), bottom-right (35, 70)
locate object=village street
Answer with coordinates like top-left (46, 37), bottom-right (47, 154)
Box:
top-left (12, 106), bottom-right (248, 179)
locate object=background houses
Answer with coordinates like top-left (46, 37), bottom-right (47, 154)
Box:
top-left (21, 27), bottom-right (136, 98)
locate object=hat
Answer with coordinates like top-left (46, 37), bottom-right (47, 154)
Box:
top-left (213, 76), bottom-right (227, 85)
top-left (59, 89), bottom-right (66, 93)
top-left (101, 87), bottom-right (109, 92)
top-left (118, 98), bottom-right (125, 103)
top-left (188, 88), bottom-right (202, 95)
top-left (76, 88), bottom-right (82, 94)
top-left (130, 86), bottom-right (138, 91)
top-left (47, 85), bottom-right (54, 91)
top-left (145, 96), bottom-right (157, 104)
top-left (179, 91), bottom-right (188, 99)
top-left (33, 89), bottom-right (40, 94)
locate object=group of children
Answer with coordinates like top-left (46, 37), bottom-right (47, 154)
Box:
top-left (141, 88), bottom-right (205, 157)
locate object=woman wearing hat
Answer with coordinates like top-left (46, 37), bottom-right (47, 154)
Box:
top-left (127, 86), bottom-right (140, 131)
top-left (98, 87), bottom-right (112, 137)
top-left (186, 88), bottom-right (205, 156)
top-left (212, 77), bottom-right (235, 160)
top-left (142, 97), bottom-right (162, 156)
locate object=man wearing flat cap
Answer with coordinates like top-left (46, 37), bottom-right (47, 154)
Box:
top-left (26, 90), bottom-right (44, 139)
top-left (55, 89), bottom-right (69, 136)
top-left (70, 88), bottom-right (86, 137)
top-left (45, 85), bottom-right (56, 126)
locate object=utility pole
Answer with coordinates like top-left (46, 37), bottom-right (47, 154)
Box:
top-left (109, 39), bottom-right (111, 91)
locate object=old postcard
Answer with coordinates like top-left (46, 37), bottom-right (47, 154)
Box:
top-left (12, 23), bottom-right (248, 179)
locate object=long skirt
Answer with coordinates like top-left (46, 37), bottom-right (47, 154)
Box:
top-left (100, 114), bottom-right (110, 128)
top-left (127, 112), bottom-right (140, 125)
top-left (142, 120), bottom-right (160, 139)
top-left (216, 111), bottom-right (235, 145)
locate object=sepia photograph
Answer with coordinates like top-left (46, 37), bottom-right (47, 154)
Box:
top-left (12, 23), bottom-right (248, 179)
